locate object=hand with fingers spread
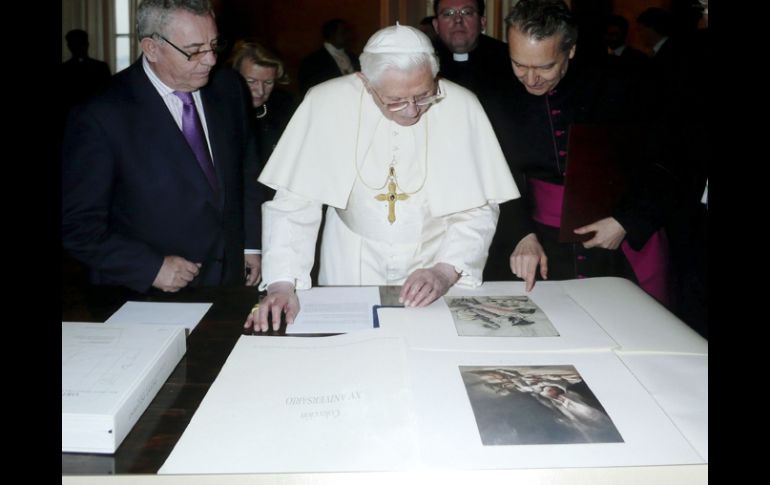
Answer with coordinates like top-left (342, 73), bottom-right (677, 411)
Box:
top-left (244, 253), bottom-right (262, 286)
top-left (399, 263), bottom-right (460, 308)
top-left (243, 281), bottom-right (299, 332)
top-left (509, 233), bottom-right (548, 292)
top-left (574, 217), bottom-right (626, 250)
top-left (152, 255), bottom-right (201, 292)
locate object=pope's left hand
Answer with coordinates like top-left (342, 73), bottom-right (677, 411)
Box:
top-left (400, 263), bottom-right (460, 308)
top-left (573, 217), bottom-right (626, 250)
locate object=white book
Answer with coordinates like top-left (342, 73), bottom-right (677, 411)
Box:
top-left (62, 322), bottom-right (186, 454)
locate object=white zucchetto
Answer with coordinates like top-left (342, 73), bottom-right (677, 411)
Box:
top-left (363, 22), bottom-right (435, 54)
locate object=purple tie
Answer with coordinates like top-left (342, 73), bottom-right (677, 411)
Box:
top-left (173, 91), bottom-right (219, 195)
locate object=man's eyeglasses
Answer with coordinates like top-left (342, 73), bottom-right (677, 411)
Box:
top-left (371, 83), bottom-right (444, 112)
top-left (153, 33), bottom-right (227, 62)
top-left (439, 7), bottom-right (478, 20)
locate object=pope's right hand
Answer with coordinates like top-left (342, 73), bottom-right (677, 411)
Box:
top-left (243, 281), bottom-right (300, 332)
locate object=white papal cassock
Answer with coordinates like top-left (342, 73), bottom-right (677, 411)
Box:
top-left (258, 74), bottom-right (519, 290)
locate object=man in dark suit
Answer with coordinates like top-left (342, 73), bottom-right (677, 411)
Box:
top-left (637, 7), bottom-right (674, 65)
top-left (62, 0), bottom-right (263, 294)
top-left (298, 18), bottom-right (360, 96)
top-left (61, 29), bottom-right (112, 128)
top-left (604, 14), bottom-right (649, 76)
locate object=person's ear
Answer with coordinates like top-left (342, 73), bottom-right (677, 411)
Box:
top-left (141, 37), bottom-right (159, 62)
top-left (356, 72), bottom-right (372, 93)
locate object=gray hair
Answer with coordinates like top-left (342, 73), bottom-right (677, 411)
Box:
top-left (136, 0), bottom-right (213, 40)
top-left (504, 0), bottom-right (577, 54)
top-left (359, 52), bottom-right (439, 87)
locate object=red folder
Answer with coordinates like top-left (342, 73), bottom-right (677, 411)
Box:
top-left (559, 124), bottom-right (643, 243)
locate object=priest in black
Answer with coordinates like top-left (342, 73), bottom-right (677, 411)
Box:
top-left (431, 0), bottom-right (515, 101)
top-left (485, 0), bottom-right (673, 306)
top-left (431, 1), bottom-right (522, 282)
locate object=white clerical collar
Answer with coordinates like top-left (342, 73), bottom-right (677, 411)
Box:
top-left (452, 52), bottom-right (469, 62)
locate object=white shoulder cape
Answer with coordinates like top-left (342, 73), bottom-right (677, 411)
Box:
top-left (259, 74), bottom-right (519, 217)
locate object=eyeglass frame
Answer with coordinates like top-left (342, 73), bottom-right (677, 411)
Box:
top-left (370, 82), bottom-right (445, 112)
top-left (438, 7), bottom-right (479, 20)
top-left (153, 33), bottom-right (226, 62)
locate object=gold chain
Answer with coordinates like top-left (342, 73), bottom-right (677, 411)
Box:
top-left (353, 84), bottom-right (429, 195)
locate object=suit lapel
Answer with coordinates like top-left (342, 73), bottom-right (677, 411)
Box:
top-left (200, 82), bottom-right (230, 210)
top-left (130, 61), bottom-right (220, 210)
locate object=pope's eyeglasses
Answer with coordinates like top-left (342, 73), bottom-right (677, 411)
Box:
top-left (371, 83), bottom-right (444, 112)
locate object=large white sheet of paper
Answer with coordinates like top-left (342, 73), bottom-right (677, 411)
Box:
top-left (560, 277), bottom-right (708, 353)
top-left (377, 281), bottom-right (617, 352)
top-left (286, 286), bottom-right (380, 334)
top-left (105, 301), bottom-right (212, 333)
top-left (617, 352), bottom-right (708, 461)
top-left (407, 350), bottom-right (703, 469)
top-left (159, 329), bottom-right (417, 474)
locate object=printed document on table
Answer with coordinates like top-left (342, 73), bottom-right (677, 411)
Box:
top-left (105, 301), bottom-right (212, 333)
top-left (377, 281), bottom-right (617, 352)
top-left (286, 286), bottom-right (380, 334)
top-left (160, 329), bottom-right (417, 474)
top-left (407, 349), bottom-right (704, 469)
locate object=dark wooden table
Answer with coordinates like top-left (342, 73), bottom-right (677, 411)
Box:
top-left (62, 284), bottom-right (272, 475)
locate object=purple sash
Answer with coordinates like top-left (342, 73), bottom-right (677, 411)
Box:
top-left (529, 178), bottom-right (670, 307)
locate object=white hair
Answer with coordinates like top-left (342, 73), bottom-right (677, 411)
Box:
top-left (359, 51), bottom-right (439, 87)
top-left (136, 0), bottom-right (212, 40)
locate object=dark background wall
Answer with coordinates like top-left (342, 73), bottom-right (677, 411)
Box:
top-left (209, 0), bottom-right (680, 95)
top-left (213, 0), bottom-right (384, 95)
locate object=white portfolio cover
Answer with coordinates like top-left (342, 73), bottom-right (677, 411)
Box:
top-left (105, 301), bottom-right (212, 333)
top-left (62, 322), bottom-right (186, 453)
top-left (616, 352), bottom-right (708, 461)
top-left (560, 278), bottom-right (707, 353)
top-left (159, 330), bottom-right (417, 474)
top-left (407, 350), bottom-right (704, 469)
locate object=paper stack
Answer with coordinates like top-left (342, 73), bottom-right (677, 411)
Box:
top-left (62, 322), bottom-right (186, 453)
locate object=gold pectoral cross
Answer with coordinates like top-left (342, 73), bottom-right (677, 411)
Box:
top-left (375, 180), bottom-right (409, 224)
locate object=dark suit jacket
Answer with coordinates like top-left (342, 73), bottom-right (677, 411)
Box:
top-left (61, 57), bottom-right (112, 134)
top-left (607, 45), bottom-right (650, 76)
top-left (61, 57), bottom-right (112, 110)
top-left (298, 47), bottom-right (359, 95)
top-left (62, 59), bottom-right (263, 292)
